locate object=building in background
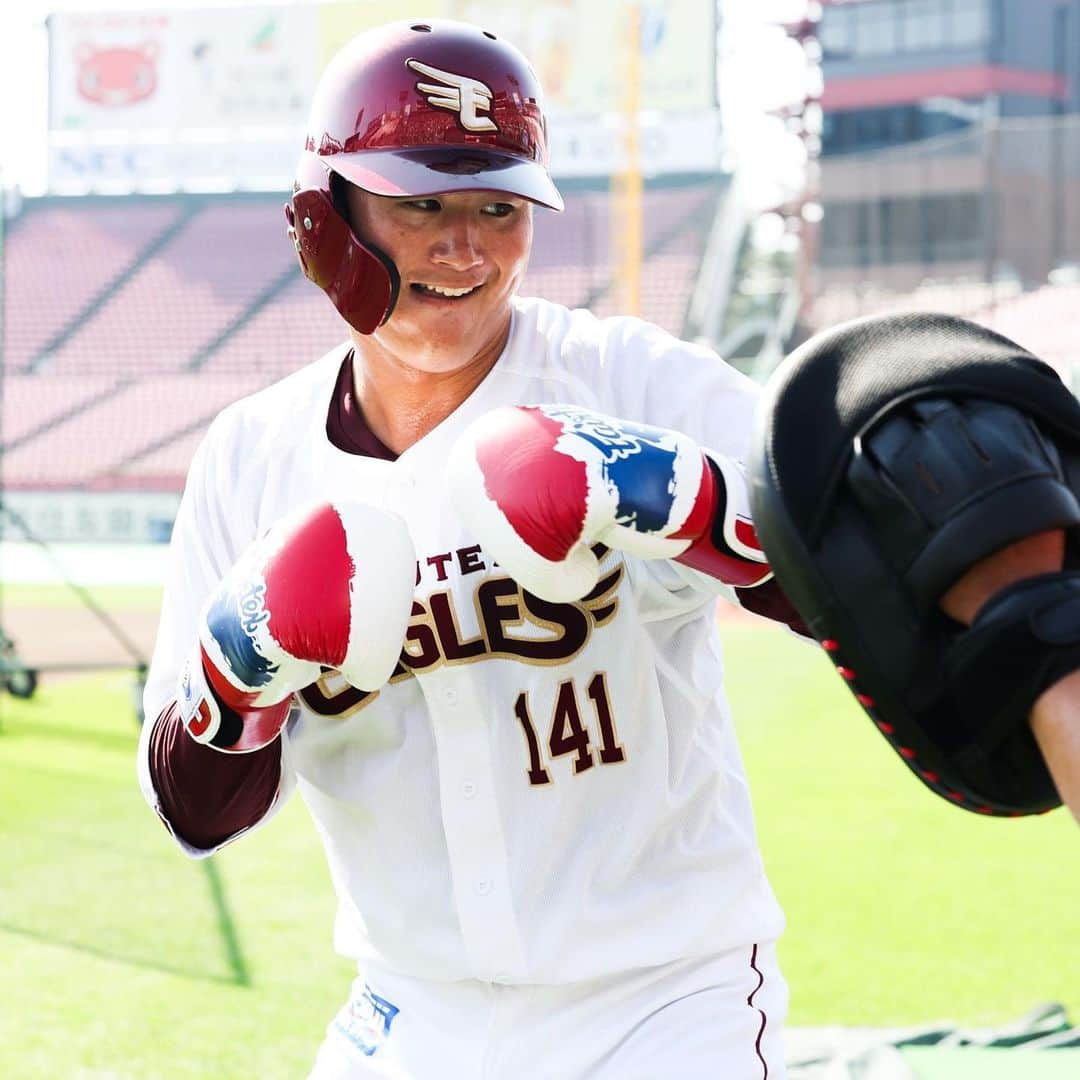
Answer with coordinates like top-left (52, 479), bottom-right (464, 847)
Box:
top-left (816, 0), bottom-right (1080, 289)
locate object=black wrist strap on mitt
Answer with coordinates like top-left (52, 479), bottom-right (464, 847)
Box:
top-left (946, 571), bottom-right (1080, 768)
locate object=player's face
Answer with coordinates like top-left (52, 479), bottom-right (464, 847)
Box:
top-left (345, 186), bottom-right (533, 374)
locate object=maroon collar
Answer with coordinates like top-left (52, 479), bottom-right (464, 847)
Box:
top-left (325, 350), bottom-right (397, 461)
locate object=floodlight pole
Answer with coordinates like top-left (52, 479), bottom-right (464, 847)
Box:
top-left (612, 2), bottom-right (643, 317)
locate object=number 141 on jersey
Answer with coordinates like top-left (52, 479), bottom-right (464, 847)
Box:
top-left (513, 673), bottom-right (625, 785)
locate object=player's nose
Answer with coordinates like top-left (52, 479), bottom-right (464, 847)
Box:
top-left (431, 215), bottom-right (484, 270)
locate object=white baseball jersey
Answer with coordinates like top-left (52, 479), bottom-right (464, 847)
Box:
top-left (138, 295), bottom-right (785, 986)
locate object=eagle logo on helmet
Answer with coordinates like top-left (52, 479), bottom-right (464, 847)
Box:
top-left (406, 58), bottom-right (498, 133)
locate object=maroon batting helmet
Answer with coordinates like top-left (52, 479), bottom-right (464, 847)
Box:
top-left (285, 19), bottom-right (563, 334)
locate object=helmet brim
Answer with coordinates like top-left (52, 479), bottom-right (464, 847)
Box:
top-left (325, 147), bottom-right (564, 212)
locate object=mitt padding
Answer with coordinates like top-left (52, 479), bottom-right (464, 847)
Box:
top-left (749, 312), bottom-right (1080, 816)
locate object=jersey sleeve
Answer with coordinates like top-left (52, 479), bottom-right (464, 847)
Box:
top-left (146, 701), bottom-right (289, 850)
top-left (572, 316), bottom-right (806, 634)
top-left (135, 409), bottom-right (298, 857)
top-left (596, 317), bottom-right (761, 463)
top-left (587, 317), bottom-right (763, 559)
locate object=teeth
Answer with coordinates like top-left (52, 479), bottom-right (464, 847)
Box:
top-left (416, 283), bottom-right (478, 297)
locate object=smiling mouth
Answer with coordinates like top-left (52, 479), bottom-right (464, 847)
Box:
top-left (411, 283), bottom-right (483, 299)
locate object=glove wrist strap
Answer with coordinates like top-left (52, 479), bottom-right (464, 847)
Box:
top-left (676, 455), bottom-right (772, 587)
top-left (178, 647), bottom-right (290, 753)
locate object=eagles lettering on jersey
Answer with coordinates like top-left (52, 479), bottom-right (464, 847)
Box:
top-left (300, 548), bottom-right (623, 718)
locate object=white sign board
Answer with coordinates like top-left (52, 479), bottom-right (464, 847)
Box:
top-left (47, 1), bottom-right (720, 190)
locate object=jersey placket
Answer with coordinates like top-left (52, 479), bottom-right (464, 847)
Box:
top-left (421, 669), bottom-right (528, 982)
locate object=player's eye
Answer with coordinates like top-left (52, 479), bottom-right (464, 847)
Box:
top-left (401, 198), bottom-right (441, 212)
top-left (481, 201), bottom-right (518, 218)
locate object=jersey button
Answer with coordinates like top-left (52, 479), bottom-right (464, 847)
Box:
top-left (444, 688), bottom-right (458, 705)
top-left (462, 781), bottom-right (477, 799)
top-left (476, 878), bottom-right (493, 896)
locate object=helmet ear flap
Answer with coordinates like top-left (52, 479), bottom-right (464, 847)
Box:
top-left (284, 152), bottom-right (401, 335)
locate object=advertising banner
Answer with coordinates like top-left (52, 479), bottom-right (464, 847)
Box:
top-left (47, 0), bottom-right (719, 191)
top-left (318, 0), bottom-right (716, 113)
top-left (50, 6), bottom-right (317, 133)
top-left (445, 0), bottom-right (716, 114)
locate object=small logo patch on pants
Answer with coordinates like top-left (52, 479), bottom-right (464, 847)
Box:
top-left (334, 984), bottom-right (400, 1057)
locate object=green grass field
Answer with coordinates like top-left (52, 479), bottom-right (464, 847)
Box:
top-left (0, 618), bottom-right (1076, 1078)
top-left (730, 630), bottom-right (1078, 1027)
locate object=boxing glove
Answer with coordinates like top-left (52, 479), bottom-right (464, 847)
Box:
top-left (178, 500), bottom-right (415, 752)
top-left (448, 404), bottom-right (770, 602)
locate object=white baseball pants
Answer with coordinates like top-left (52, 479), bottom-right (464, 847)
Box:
top-left (309, 942), bottom-right (787, 1079)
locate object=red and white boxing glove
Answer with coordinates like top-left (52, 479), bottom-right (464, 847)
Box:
top-left (447, 404), bottom-right (770, 602)
top-left (178, 501), bottom-right (415, 752)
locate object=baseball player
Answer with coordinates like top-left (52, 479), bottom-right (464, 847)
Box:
top-left (138, 19), bottom-right (803, 1078)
